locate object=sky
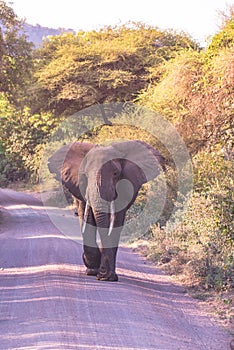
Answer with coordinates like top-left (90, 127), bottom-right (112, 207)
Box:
top-left (10, 0), bottom-right (234, 46)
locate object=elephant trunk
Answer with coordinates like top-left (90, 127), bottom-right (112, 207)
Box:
top-left (85, 197), bottom-right (115, 237)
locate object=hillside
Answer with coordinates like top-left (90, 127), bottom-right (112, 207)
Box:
top-left (23, 23), bottom-right (75, 47)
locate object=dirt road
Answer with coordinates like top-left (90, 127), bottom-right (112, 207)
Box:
top-left (0, 188), bottom-right (232, 349)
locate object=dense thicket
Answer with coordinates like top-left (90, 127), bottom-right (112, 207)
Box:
top-left (0, 1), bottom-right (34, 184)
top-left (0, 0), bottom-right (33, 103)
top-left (137, 8), bottom-right (234, 291)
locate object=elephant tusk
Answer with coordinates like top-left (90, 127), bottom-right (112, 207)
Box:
top-left (108, 201), bottom-right (115, 236)
top-left (82, 201), bottom-right (90, 234)
top-left (82, 221), bottom-right (86, 234)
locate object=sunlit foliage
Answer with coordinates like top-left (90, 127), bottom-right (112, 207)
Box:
top-left (32, 23), bottom-right (198, 117)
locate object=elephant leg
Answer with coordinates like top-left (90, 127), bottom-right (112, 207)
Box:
top-left (82, 245), bottom-right (101, 276)
top-left (97, 211), bottom-right (126, 282)
top-left (97, 220), bottom-right (125, 281)
top-left (97, 246), bottom-right (119, 281)
top-left (83, 231), bottom-right (101, 276)
top-left (73, 197), bottom-right (79, 216)
top-left (77, 200), bottom-right (101, 275)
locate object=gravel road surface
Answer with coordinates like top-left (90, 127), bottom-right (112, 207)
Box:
top-left (0, 188), bottom-right (232, 350)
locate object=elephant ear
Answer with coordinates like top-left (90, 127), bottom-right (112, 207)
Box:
top-left (48, 142), bottom-right (96, 196)
top-left (112, 140), bottom-right (165, 184)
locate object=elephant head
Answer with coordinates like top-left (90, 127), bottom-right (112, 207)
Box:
top-left (48, 140), bottom-right (165, 281)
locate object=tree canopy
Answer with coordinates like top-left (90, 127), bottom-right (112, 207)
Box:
top-left (32, 24), bottom-right (198, 117)
top-left (138, 9), bottom-right (234, 155)
top-left (0, 0), bottom-right (33, 103)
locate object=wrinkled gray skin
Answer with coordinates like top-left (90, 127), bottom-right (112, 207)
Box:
top-left (48, 140), bottom-right (165, 282)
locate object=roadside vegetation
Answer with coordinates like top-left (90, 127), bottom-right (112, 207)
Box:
top-left (0, 0), bottom-right (233, 322)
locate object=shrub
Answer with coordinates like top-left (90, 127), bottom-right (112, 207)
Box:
top-left (147, 149), bottom-right (233, 291)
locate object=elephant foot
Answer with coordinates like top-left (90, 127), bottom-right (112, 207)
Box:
top-left (97, 271), bottom-right (118, 282)
top-left (82, 250), bottom-right (101, 271)
top-left (86, 268), bottom-right (99, 276)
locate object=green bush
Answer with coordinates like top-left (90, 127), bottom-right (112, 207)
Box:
top-left (0, 93), bottom-right (57, 186)
top-left (147, 149), bottom-right (233, 291)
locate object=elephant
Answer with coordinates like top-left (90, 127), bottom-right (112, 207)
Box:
top-left (48, 140), bottom-right (165, 281)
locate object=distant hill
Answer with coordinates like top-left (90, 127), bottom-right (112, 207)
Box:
top-left (23, 23), bottom-right (75, 47)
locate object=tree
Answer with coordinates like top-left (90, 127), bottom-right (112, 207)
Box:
top-left (0, 0), bottom-right (33, 104)
top-left (207, 5), bottom-right (234, 56)
top-left (32, 24), bottom-right (199, 118)
top-left (138, 37), bottom-right (234, 155)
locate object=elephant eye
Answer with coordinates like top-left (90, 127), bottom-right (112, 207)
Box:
top-left (113, 171), bottom-right (119, 178)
